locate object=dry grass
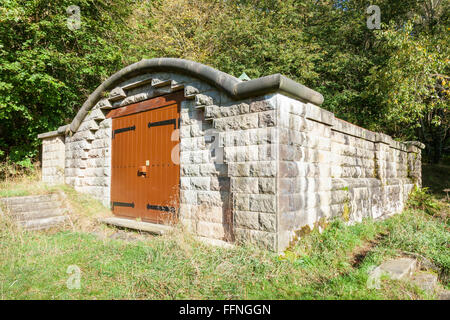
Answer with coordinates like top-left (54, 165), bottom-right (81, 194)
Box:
top-left (0, 163), bottom-right (112, 236)
top-left (0, 166), bottom-right (59, 198)
top-left (0, 163), bottom-right (448, 299)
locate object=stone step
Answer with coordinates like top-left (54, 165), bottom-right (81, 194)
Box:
top-left (4, 200), bottom-right (63, 213)
top-left (369, 257), bottom-right (450, 299)
top-left (377, 257), bottom-right (417, 280)
top-left (196, 236), bottom-right (234, 249)
top-left (410, 271), bottom-right (438, 293)
top-left (438, 290), bottom-right (450, 300)
top-left (18, 215), bottom-right (69, 231)
top-left (99, 217), bottom-right (172, 235)
top-left (12, 207), bottom-right (65, 221)
top-left (0, 193), bottom-right (61, 205)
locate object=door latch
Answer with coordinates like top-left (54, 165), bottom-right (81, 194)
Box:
top-left (138, 166), bottom-right (147, 176)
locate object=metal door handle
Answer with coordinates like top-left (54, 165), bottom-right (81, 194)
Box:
top-left (138, 166), bottom-right (147, 176)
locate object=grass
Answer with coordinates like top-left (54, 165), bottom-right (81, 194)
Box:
top-left (0, 168), bottom-right (60, 198)
top-left (0, 205), bottom-right (448, 299)
top-left (0, 165), bottom-right (448, 299)
top-left (0, 167), bottom-right (111, 222)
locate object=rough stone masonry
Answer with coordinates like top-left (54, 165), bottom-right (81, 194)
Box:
top-left (38, 58), bottom-right (424, 252)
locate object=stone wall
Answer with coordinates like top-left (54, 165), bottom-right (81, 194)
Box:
top-left (38, 66), bottom-right (423, 253)
top-left (207, 95), bottom-right (279, 249)
top-left (105, 72), bottom-right (280, 249)
top-left (40, 134), bottom-right (65, 185)
top-left (276, 94), bottom-right (422, 251)
top-left (64, 102), bottom-right (112, 207)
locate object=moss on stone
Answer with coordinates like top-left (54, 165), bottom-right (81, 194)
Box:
top-left (342, 202), bottom-right (350, 221)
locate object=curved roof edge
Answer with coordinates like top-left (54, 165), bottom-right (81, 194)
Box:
top-left (68, 58), bottom-right (324, 133)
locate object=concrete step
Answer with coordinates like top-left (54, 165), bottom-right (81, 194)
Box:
top-left (369, 257), bottom-right (450, 299)
top-left (0, 193), bottom-right (61, 205)
top-left (438, 290), bottom-right (450, 300)
top-left (18, 215), bottom-right (69, 231)
top-left (4, 200), bottom-right (63, 213)
top-left (1, 193), bottom-right (69, 232)
top-left (12, 207), bottom-right (65, 221)
top-left (196, 236), bottom-right (234, 249)
top-left (377, 257), bottom-right (417, 280)
top-left (410, 271), bottom-right (438, 293)
top-left (100, 217), bottom-right (172, 235)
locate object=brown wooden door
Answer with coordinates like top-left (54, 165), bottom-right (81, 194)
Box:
top-left (109, 93), bottom-right (181, 224)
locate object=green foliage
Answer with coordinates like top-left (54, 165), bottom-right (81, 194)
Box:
top-left (1, 0), bottom-right (449, 164)
top-left (2, 196), bottom-right (447, 299)
top-left (133, 0), bottom-right (449, 162)
top-left (0, 156), bottom-right (38, 181)
top-left (407, 186), bottom-right (441, 216)
top-left (366, 20), bottom-right (449, 162)
top-left (0, 0), bottom-right (139, 161)
top-left (422, 164), bottom-right (450, 198)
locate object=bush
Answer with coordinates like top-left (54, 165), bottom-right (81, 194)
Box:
top-left (407, 186), bottom-right (441, 216)
top-left (0, 159), bottom-right (39, 181)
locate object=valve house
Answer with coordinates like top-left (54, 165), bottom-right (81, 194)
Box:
top-left (38, 58), bottom-right (423, 251)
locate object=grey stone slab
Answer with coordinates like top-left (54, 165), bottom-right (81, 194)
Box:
top-left (438, 290), bottom-right (450, 300)
top-left (195, 236), bottom-right (234, 248)
top-left (0, 193), bottom-right (61, 205)
top-left (410, 272), bottom-right (438, 293)
top-left (12, 207), bottom-right (64, 221)
top-left (37, 130), bottom-right (61, 139)
top-left (109, 231), bottom-right (141, 242)
top-left (19, 215), bottom-right (69, 230)
top-left (100, 217), bottom-right (172, 235)
top-left (4, 200), bottom-right (62, 213)
top-left (378, 258), bottom-right (417, 280)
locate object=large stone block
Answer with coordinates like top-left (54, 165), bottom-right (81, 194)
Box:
top-left (249, 194), bottom-right (276, 213)
top-left (230, 177), bottom-right (259, 193)
top-left (234, 228), bottom-right (276, 250)
top-left (234, 211), bottom-right (260, 230)
top-left (258, 177), bottom-right (276, 194)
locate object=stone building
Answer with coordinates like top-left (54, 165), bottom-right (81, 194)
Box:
top-left (38, 58), bottom-right (423, 252)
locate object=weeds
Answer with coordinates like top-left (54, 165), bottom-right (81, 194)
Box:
top-left (0, 164), bottom-right (448, 299)
top-left (407, 186), bottom-right (441, 216)
top-left (0, 159), bottom-right (39, 182)
top-left (2, 206), bottom-right (446, 299)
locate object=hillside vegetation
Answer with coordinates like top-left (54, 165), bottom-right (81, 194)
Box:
top-left (0, 167), bottom-right (448, 299)
top-left (0, 0), bottom-right (448, 167)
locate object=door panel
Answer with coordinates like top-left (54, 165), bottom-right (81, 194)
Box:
top-left (111, 100), bottom-right (180, 223)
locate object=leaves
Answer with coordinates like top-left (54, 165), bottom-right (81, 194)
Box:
top-left (1, 0), bottom-right (449, 164)
top-left (0, 0), bottom-right (138, 161)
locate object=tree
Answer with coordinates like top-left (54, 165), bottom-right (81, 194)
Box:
top-left (0, 0), bottom-right (139, 164)
top-left (1, 0), bottom-right (448, 165)
top-left (365, 7), bottom-right (449, 163)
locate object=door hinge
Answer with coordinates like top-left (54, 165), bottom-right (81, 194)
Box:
top-left (148, 119), bottom-right (177, 130)
top-left (112, 201), bottom-right (135, 209)
top-left (146, 204), bottom-right (176, 213)
top-left (113, 125), bottom-right (135, 138)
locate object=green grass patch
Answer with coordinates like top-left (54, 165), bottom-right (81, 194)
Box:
top-left (1, 165), bottom-right (448, 299)
top-left (1, 207), bottom-right (447, 300)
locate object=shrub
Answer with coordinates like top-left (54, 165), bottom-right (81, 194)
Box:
top-left (407, 186), bottom-right (441, 216)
